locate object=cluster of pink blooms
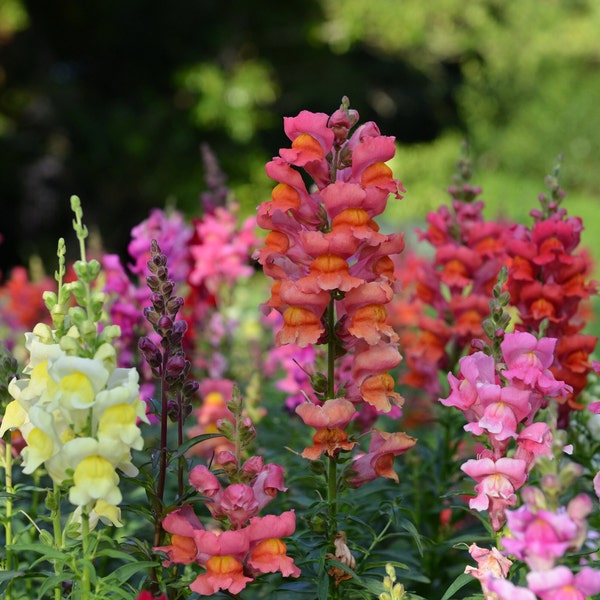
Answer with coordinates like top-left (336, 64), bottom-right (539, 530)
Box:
top-left (391, 163), bottom-right (511, 399)
top-left (100, 162), bottom-right (258, 433)
top-left (467, 475), bottom-right (600, 600)
top-left (154, 450), bottom-right (300, 595)
top-left (440, 331), bottom-right (571, 530)
top-left (255, 98), bottom-right (416, 481)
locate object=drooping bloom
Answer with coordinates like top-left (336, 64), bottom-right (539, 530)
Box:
top-left (347, 429), bottom-right (417, 486)
top-left (295, 398), bottom-right (357, 460)
top-left (464, 543), bottom-right (512, 599)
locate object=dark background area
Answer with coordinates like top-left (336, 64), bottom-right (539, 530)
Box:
top-left (0, 1), bottom-right (462, 274)
top-left (2, 0), bottom-right (599, 276)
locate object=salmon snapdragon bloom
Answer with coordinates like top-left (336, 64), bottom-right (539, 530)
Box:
top-left (506, 183), bottom-right (598, 421)
top-left (256, 97), bottom-right (415, 487)
top-left (295, 398), bottom-right (357, 459)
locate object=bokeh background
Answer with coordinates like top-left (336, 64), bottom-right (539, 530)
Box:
top-left (1, 0), bottom-right (599, 276)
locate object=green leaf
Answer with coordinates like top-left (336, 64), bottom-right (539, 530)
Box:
top-left (0, 570), bottom-right (25, 584)
top-left (440, 572), bottom-right (477, 600)
top-left (396, 517), bottom-right (425, 556)
top-left (104, 560), bottom-right (159, 585)
top-left (37, 573), bottom-right (75, 598)
top-left (171, 433), bottom-right (223, 458)
top-left (94, 548), bottom-right (136, 563)
top-left (9, 543), bottom-right (66, 561)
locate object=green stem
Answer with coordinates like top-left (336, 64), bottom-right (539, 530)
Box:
top-left (177, 393), bottom-right (185, 498)
top-left (325, 298), bottom-right (338, 519)
top-left (80, 511), bottom-right (92, 599)
top-left (325, 296), bottom-right (339, 599)
top-left (3, 436), bottom-right (13, 600)
top-left (52, 484), bottom-right (63, 600)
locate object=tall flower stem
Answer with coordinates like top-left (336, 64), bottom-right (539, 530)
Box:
top-left (326, 297), bottom-right (338, 530)
top-left (325, 296), bottom-right (341, 600)
top-left (154, 355), bottom-right (170, 549)
top-left (51, 484), bottom-right (63, 600)
top-left (80, 511), bottom-right (92, 599)
top-left (3, 436), bottom-right (14, 600)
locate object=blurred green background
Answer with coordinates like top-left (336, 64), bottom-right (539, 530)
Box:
top-left (1, 0), bottom-right (599, 275)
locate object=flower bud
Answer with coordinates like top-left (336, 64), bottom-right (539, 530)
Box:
top-left (160, 280), bottom-right (174, 297)
top-left (165, 354), bottom-right (187, 379)
top-left (182, 379), bottom-right (200, 400)
top-left (138, 337), bottom-right (162, 369)
top-left (146, 275), bottom-right (160, 291)
top-left (166, 296), bottom-right (184, 316)
top-left (157, 315), bottom-right (173, 337)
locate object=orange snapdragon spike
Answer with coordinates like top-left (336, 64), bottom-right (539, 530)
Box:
top-left (302, 427), bottom-right (356, 460)
top-left (277, 307), bottom-right (324, 347)
top-left (291, 133), bottom-right (325, 161)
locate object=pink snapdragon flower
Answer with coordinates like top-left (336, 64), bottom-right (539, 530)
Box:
top-left (128, 208), bottom-right (193, 282)
top-left (461, 456), bottom-right (528, 530)
top-left (527, 566), bottom-right (600, 600)
top-left (486, 577), bottom-right (537, 600)
top-left (464, 543), bottom-right (512, 599)
top-left (501, 332), bottom-right (571, 400)
top-left (501, 503), bottom-right (578, 570)
top-left (188, 204), bottom-right (257, 295)
top-left (347, 429), bottom-right (417, 486)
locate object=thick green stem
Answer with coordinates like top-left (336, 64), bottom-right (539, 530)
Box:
top-left (3, 437), bottom-right (13, 600)
top-left (52, 485), bottom-right (63, 600)
top-left (80, 511), bottom-right (92, 599)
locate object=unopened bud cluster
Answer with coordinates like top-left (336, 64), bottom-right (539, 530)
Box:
top-left (139, 240), bottom-right (198, 421)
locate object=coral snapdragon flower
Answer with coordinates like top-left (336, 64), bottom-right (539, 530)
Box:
top-left (296, 398), bottom-right (357, 460)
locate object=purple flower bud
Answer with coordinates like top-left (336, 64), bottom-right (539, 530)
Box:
top-left (166, 296), bottom-right (184, 315)
top-left (165, 354), bottom-right (187, 378)
top-left (143, 307), bottom-right (160, 327)
top-left (160, 280), bottom-right (174, 297)
top-left (138, 336), bottom-right (162, 369)
top-left (157, 315), bottom-right (173, 336)
top-left (152, 253), bottom-right (168, 268)
top-left (146, 275), bottom-right (160, 292)
top-left (182, 379), bottom-right (200, 399)
top-left (169, 320), bottom-right (188, 345)
top-left (151, 293), bottom-right (165, 312)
